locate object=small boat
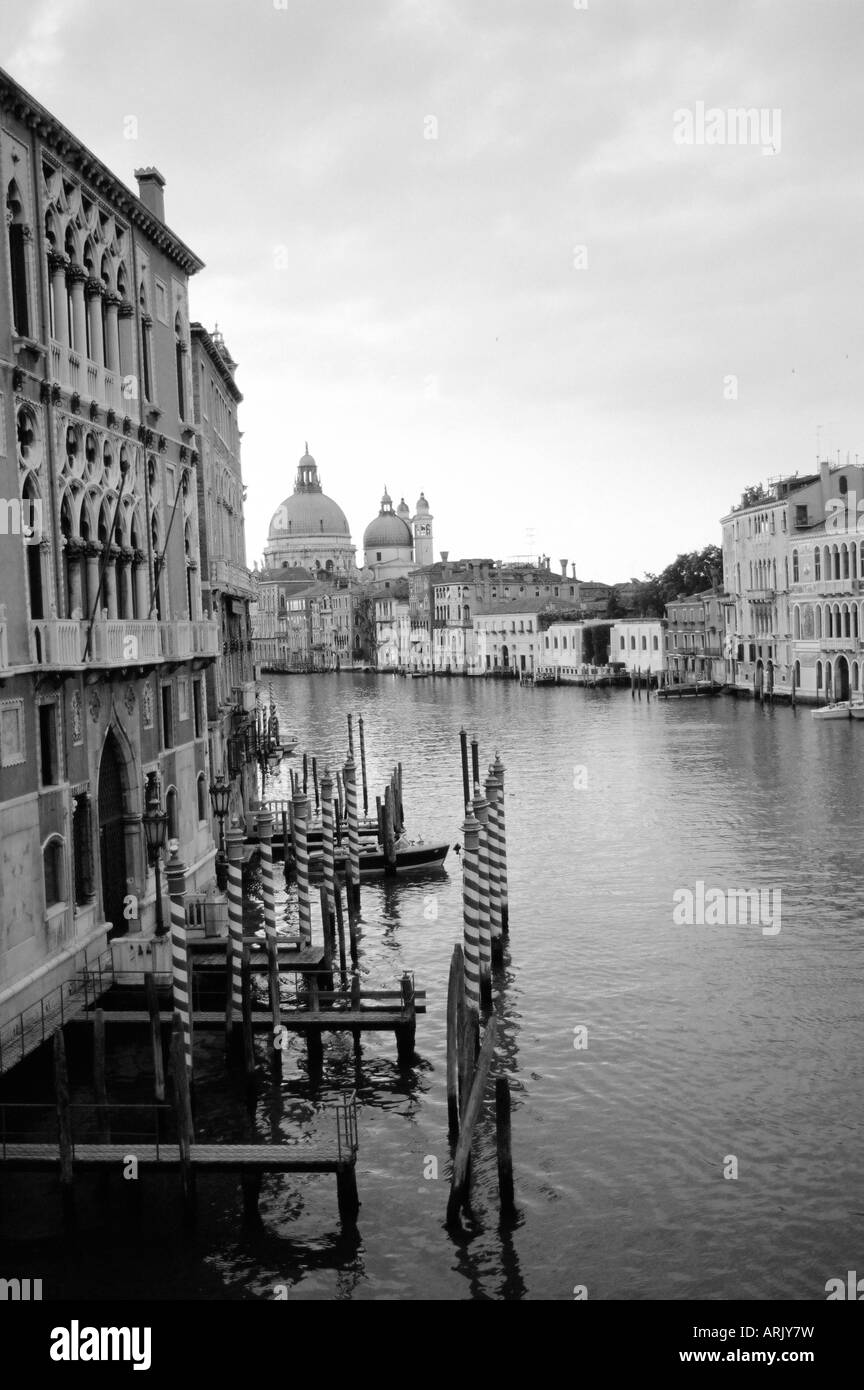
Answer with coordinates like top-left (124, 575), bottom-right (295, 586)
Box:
top-left (812, 701), bottom-right (852, 720)
top-left (850, 704), bottom-right (864, 720)
top-left (308, 837), bottom-right (449, 878)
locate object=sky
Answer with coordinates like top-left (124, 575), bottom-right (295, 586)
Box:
top-left (4, 0), bottom-right (863, 583)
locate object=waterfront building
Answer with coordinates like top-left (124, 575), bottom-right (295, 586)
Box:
top-left (375, 580), bottom-right (411, 669)
top-left (191, 324), bottom-right (256, 824)
top-left (0, 68), bottom-right (222, 1030)
top-left (541, 618), bottom-right (615, 674)
top-left (608, 619), bottom-right (666, 674)
top-left (663, 590), bottom-right (726, 683)
top-left (721, 460), bottom-right (864, 701)
top-left (473, 596), bottom-right (574, 675)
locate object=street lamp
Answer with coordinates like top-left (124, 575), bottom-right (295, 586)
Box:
top-left (142, 774), bottom-right (168, 937)
top-left (209, 772), bottom-right (231, 891)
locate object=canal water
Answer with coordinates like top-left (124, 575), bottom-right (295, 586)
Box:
top-left (3, 675), bottom-right (862, 1300)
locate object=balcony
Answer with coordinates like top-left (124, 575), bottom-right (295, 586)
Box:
top-left (209, 557), bottom-right (254, 598)
top-left (232, 681), bottom-right (257, 713)
top-left (791, 577), bottom-right (859, 597)
top-left (50, 341), bottom-right (126, 415)
top-left (27, 617), bottom-right (221, 670)
top-left (746, 588), bottom-right (776, 600)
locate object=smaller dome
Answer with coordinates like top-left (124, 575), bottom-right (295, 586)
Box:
top-left (397, 497), bottom-right (410, 520)
top-left (415, 491), bottom-right (430, 516)
top-left (364, 509), bottom-right (413, 550)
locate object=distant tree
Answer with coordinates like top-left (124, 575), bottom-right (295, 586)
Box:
top-left (606, 588), bottom-right (627, 618)
top-left (739, 483), bottom-right (769, 509)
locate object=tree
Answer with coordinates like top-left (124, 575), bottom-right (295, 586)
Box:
top-left (606, 588), bottom-right (627, 618)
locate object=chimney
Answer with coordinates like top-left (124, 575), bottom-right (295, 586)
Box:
top-left (571, 562), bottom-right (576, 579)
top-left (559, 559), bottom-right (568, 579)
top-left (440, 550), bottom-right (449, 563)
top-left (134, 167), bottom-right (166, 222)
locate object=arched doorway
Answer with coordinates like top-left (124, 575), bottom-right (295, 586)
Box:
top-left (98, 731), bottom-right (128, 937)
top-left (502, 644), bottom-right (510, 671)
top-left (835, 654), bottom-right (850, 702)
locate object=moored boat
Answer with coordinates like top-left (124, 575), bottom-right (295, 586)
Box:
top-left (812, 701), bottom-right (853, 720)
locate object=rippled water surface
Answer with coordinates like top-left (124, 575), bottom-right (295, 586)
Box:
top-left (5, 675), bottom-right (863, 1300)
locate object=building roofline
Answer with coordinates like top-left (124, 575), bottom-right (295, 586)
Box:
top-left (191, 323), bottom-right (243, 402)
top-left (0, 66), bottom-right (204, 275)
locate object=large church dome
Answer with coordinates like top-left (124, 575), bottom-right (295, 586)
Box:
top-left (268, 447), bottom-right (351, 540)
top-left (363, 489), bottom-right (413, 549)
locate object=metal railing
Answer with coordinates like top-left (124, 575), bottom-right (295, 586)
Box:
top-left (0, 1102), bottom-right (176, 1162)
top-left (0, 949), bottom-right (114, 1075)
top-left (335, 1093), bottom-right (359, 1163)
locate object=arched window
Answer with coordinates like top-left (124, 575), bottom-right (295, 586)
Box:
top-left (815, 606), bottom-right (822, 638)
top-left (814, 548), bottom-right (821, 581)
top-left (6, 180), bottom-right (31, 337)
top-left (793, 607), bottom-right (800, 639)
top-left (139, 279), bottom-right (153, 402)
top-left (792, 549), bottom-right (799, 583)
top-left (166, 786), bottom-right (179, 842)
top-left (174, 311), bottom-right (186, 419)
top-left (196, 773), bottom-right (207, 823)
top-left (43, 835), bottom-right (66, 910)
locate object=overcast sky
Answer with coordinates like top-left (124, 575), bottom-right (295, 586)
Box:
top-left (5, 0), bottom-right (863, 582)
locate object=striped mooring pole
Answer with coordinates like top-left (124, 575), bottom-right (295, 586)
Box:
top-left (320, 767), bottom-right (337, 934)
top-left (343, 753), bottom-right (362, 909)
top-left (472, 786), bottom-right (493, 1006)
top-left (491, 753), bottom-right (509, 934)
top-left (166, 846), bottom-right (193, 1078)
top-left (347, 712), bottom-right (355, 761)
top-left (292, 788), bottom-right (313, 941)
top-left (484, 763), bottom-right (504, 963)
top-left (461, 807), bottom-right (482, 1014)
top-left (358, 715), bottom-right (369, 817)
top-left (255, 807), bottom-right (281, 1031)
top-left (225, 825), bottom-right (245, 1044)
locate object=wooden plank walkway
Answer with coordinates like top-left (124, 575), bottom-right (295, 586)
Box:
top-left (1, 1143), bottom-right (349, 1173)
top-left (91, 1005), bottom-right (423, 1032)
top-left (190, 942), bottom-right (326, 971)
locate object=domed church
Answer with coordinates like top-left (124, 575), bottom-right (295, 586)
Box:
top-left (264, 446), bottom-right (356, 577)
top-left (363, 488), bottom-right (434, 581)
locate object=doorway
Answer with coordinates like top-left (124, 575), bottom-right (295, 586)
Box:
top-left (98, 731), bottom-right (127, 937)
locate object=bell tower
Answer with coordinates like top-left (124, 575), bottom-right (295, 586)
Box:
top-left (412, 492), bottom-right (434, 567)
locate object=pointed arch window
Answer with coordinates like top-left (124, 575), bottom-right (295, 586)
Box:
top-left (6, 181), bottom-right (31, 337)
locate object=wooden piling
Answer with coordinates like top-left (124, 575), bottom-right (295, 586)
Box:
top-left (485, 765), bottom-right (504, 964)
top-left (472, 788), bottom-right (493, 1006)
top-left (358, 714), bottom-right (369, 817)
top-left (461, 808), bottom-right (482, 1013)
top-left (144, 969), bottom-right (165, 1102)
top-left (170, 1014), bottom-right (196, 1221)
top-left (491, 754), bottom-right (509, 934)
top-left (241, 948), bottom-right (256, 1093)
top-left (256, 808), bottom-right (282, 1037)
top-left (224, 829), bottom-right (244, 1060)
top-left (446, 1016), bottom-right (498, 1226)
top-left (446, 945), bottom-right (464, 1137)
top-left (333, 879), bottom-right (349, 988)
top-left (395, 971), bottom-right (416, 1065)
top-left (241, 1169), bottom-right (263, 1224)
top-left (459, 728), bottom-right (470, 811)
top-left (343, 754), bottom-right (362, 910)
top-left (302, 752), bottom-right (308, 796)
top-left (312, 756), bottom-right (320, 814)
top-left (495, 1076), bottom-right (515, 1218)
top-left (320, 769), bottom-right (337, 963)
top-left (347, 712), bottom-right (355, 760)
top-left (470, 735), bottom-right (480, 790)
top-left (292, 789), bottom-right (313, 941)
top-left (93, 1008), bottom-right (110, 1141)
top-left (345, 882), bottom-right (359, 967)
top-left (53, 1028), bottom-right (74, 1221)
top-left (336, 1164), bottom-right (360, 1224)
top-left (383, 785), bottom-right (397, 876)
top-left (397, 761), bottom-right (404, 829)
